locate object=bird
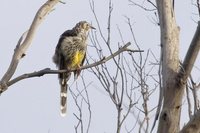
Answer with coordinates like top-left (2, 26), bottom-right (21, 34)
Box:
top-left (53, 21), bottom-right (95, 116)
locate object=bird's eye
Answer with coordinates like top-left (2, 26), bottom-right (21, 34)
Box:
top-left (85, 24), bottom-right (90, 29)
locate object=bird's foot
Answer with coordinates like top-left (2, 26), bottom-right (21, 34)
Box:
top-left (74, 65), bottom-right (81, 80)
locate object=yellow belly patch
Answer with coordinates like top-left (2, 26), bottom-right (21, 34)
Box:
top-left (71, 51), bottom-right (85, 68)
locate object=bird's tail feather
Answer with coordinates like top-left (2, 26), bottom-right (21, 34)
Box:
top-left (59, 72), bottom-right (71, 117)
top-left (60, 82), bottom-right (67, 117)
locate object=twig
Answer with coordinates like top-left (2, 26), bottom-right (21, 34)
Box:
top-left (128, 0), bottom-right (157, 11)
top-left (186, 83), bottom-right (192, 119)
top-left (150, 46), bottom-right (163, 133)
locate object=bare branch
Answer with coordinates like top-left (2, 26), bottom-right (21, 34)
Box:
top-left (150, 46), bottom-right (163, 133)
top-left (70, 76), bottom-right (92, 133)
top-left (186, 83), bottom-right (192, 119)
top-left (0, 42), bottom-right (143, 93)
top-left (178, 21), bottom-right (200, 83)
top-left (128, 0), bottom-right (157, 11)
top-left (0, 0), bottom-right (60, 92)
top-left (189, 76), bottom-right (199, 113)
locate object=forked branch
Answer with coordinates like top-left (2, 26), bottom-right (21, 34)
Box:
top-left (0, 0), bottom-right (60, 93)
top-left (178, 21), bottom-right (200, 83)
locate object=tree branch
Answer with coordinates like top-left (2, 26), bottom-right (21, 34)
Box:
top-left (0, 0), bottom-right (60, 93)
top-left (0, 42), bottom-right (143, 93)
top-left (179, 21), bottom-right (200, 82)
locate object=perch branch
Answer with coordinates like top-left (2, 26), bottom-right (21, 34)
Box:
top-left (1, 42), bottom-right (143, 93)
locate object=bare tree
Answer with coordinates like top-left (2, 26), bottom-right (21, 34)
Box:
top-left (2, 0), bottom-right (200, 133)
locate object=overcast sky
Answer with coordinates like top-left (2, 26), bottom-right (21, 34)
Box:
top-left (0, 0), bottom-right (199, 133)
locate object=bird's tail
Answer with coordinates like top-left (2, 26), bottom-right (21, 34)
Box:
top-left (59, 72), bottom-right (71, 117)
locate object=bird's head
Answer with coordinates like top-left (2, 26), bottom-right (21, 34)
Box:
top-left (74, 21), bottom-right (95, 34)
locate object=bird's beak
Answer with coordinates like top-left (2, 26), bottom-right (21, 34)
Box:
top-left (90, 25), bottom-right (96, 30)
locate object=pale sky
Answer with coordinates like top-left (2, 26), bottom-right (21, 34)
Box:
top-left (0, 0), bottom-right (199, 133)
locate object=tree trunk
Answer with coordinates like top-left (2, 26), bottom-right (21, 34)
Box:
top-left (156, 0), bottom-right (183, 132)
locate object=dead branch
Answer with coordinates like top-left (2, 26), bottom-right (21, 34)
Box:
top-left (128, 0), bottom-right (157, 11)
top-left (186, 83), bottom-right (192, 119)
top-left (71, 76), bottom-right (92, 133)
top-left (179, 21), bottom-right (200, 83)
top-left (0, 42), bottom-right (143, 94)
top-left (150, 45), bottom-right (163, 133)
top-left (0, 0), bottom-right (60, 92)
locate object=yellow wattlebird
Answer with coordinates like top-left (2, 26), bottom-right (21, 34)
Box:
top-left (53, 21), bottom-right (95, 116)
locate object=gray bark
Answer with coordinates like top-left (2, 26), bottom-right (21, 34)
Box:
top-left (156, 0), bottom-right (200, 132)
top-left (156, 0), bottom-right (182, 132)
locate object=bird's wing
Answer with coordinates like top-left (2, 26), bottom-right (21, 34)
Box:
top-left (62, 29), bottom-right (78, 37)
top-left (53, 29), bottom-right (78, 116)
top-left (53, 29), bottom-right (78, 65)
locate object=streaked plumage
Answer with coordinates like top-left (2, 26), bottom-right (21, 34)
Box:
top-left (53, 21), bottom-right (95, 116)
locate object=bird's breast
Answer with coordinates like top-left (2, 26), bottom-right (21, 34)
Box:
top-left (70, 51), bottom-right (85, 68)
